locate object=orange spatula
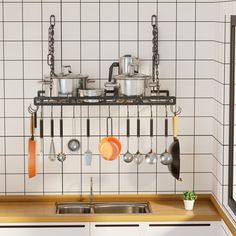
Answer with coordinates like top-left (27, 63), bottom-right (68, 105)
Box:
top-left (28, 114), bottom-right (36, 178)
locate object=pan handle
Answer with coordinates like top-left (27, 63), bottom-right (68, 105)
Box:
top-left (127, 118), bottom-right (130, 137)
top-left (137, 118), bottom-right (140, 137)
top-left (172, 115), bottom-right (177, 139)
top-left (87, 118), bottom-right (90, 137)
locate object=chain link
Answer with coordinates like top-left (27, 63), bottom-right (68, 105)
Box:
top-left (151, 15), bottom-right (160, 94)
top-left (47, 15), bottom-right (56, 97)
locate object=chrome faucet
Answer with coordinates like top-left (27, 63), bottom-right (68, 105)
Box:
top-left (89, 177), bottom-right (93, 204)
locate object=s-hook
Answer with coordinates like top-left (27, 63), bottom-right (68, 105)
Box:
top-left (170, 105), bottom-right (182, 116)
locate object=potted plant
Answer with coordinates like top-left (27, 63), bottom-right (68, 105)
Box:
top-left (183, 191), bottom-right (197, 211)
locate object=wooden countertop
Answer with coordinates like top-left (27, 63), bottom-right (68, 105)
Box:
top-left (0, 194), bottom-right (221, 223)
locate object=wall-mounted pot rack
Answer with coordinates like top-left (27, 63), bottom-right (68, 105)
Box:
top-left (34, 90), bottom-right (176, 106)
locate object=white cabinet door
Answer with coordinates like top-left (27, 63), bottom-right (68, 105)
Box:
top-left (91, 222), bottom-right (145, 236)
top-left (0, 223), bottom-right (89, 236)
top-left (146, 222), bottom-right (218, 236)
top-left (218, 220), bottom-right (233, 236)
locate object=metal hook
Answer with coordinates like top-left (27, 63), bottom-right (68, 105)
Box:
top-left (151, 15), bottom-right (157, 27)
top-left (28, 104), bottom-right (39, 114)
top-left (170, 105), bottom-right (182, 116)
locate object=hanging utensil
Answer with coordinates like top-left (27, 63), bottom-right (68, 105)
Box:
top-left (133, 106), bottom-right (144, 165)
top-left (57, 106), bottom-right (66, 162)
top-left (145, 105), bottom-right (158, 164)
top-left (99, 106), bottom-right (121, 161)
top-left (123, 106), bottom-right (133, 163)
top-left (39, 106), bottom-right (44, 158)
top-left (85, 107), bottom-right (92, 166)
top-left (68, 106), bottom-right (80, 153)
top-left (28, 113), bottom-right (36, 178)
top-left (168, 107), bottom-right (182, 181)
top-left (160, 106), bottom-right (173, 165)
top-left (49, 107), bottom-right (56, 161)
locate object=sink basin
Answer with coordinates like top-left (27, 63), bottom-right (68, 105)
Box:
top-left (56, 203), bottom-right (92, 214)
top-left (56, 202), bottom-right (151, 214)
top-left (93, 203), bottom-right (150, 214)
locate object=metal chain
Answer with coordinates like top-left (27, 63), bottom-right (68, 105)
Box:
top-left (151, 15), bottom-right (160, 94)
top-left (47, 15), bottom-right (56, 97)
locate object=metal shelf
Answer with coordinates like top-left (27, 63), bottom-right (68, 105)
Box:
top-left (34, 90), bottom-right (176, 106)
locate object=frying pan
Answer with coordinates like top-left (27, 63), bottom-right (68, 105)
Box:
top-left (168, 114), bottom-right (182, 181)
top-left (99, 114), bottom-right (121, 161)
top-left (28, 113), bottom-right (36, 178)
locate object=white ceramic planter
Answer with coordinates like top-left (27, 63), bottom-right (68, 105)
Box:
top-left (184, 200), bottom-right (195, 211)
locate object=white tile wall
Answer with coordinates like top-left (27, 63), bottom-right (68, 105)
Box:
top-left (0, 0), bottom-right (233, 215)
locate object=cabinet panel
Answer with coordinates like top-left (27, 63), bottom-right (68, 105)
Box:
top-left (146, 222), bottom-right (217, 236)
top-left (0, 225), bottom-right (89, 236)
top-left (91, 222), bottom-right (145, 236)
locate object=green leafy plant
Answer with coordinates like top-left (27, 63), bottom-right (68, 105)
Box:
top-left (183, 191), bottom-right (197, 201)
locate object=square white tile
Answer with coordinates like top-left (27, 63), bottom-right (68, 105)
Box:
top-left (23, 3), bottom-right (41, 21)
top-left (120, 22), bottom-right (137, 40)
top-left (81, 3), bottom-right (99, 21)
top-left (101, 2), bottom-right (118, 21)
top-left (120, 3), bottom-right (137, 21)
top-left (101, 173), bottom-right (119, 192)
top-left (6, 174), bottom-right (24, 193)
top-left (120, 173), bottom-right (137, 192)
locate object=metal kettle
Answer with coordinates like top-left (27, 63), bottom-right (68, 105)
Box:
top-left (119, 54), bottom-right (139, 76)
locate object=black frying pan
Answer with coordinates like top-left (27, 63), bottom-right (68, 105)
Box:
top-left (168, 114), bottom-right (182, 181)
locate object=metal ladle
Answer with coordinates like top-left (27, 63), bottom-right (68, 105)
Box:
top-left (123, 106), bottom-right (133, 163)
top-left (145, 105), bottom-right (158, 164)
top-left (160, 106), bottom-right (173, 165)
top-left (133, 106), bottom-right (144, 165)
top-left (68, 106), bottom-right (80, 153)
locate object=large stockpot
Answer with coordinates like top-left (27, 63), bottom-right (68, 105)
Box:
top-left (115, 73), bottom-right (152, 96)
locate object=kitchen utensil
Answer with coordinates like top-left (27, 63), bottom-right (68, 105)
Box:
top-left (68, 106), bottom-right (80, 152)
top-left (79, 89), bottom-right (104, 103)
top-left (49, 107), bottom-right (56, 161)
top-left (133, 107), bottom-right (144, 165)
top-left (119, 54), bottom-right (139, 76)
top-left (57, 107), bottom-right (66, 162)
top-left (145, 106), bottom-right (158, 164)
top-left (99, 107), bottom-right (121, 161)
top-left (168, 109), bottom-right (182, 181)
top-left (85, 107), bottom-right (92, 166)
top-left (39, 106), bottom-right (44, 158)
top-left (28, 113), bottom-right (36, 178)
top-left (115, 73), bottom-right (151, 96)
top-left (160, 106), bottom-right (173, 165)
top-left (123, 106), bottom-right (133, 163)
top-left (54, 65), bottom-right (90, 97)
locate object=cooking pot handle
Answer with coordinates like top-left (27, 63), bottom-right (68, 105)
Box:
top-left (87, 79), bottom-right (95, 84)
top-left (108, 62), bottom-right (119, 82)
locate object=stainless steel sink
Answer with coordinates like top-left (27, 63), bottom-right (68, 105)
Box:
top-left (56, 202), bottom-right (151, 214)
top-left (93, 203), bottom-right (150, 214)
top-left (56, 203), bottom-right (92, 214)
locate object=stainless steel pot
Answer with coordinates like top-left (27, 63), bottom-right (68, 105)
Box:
top-left (119, 55), bottom-right (139, 76)
top-left (115, 74), bottom-right (151, 96)
top-left (54, 65), bottom-right (90, 97)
